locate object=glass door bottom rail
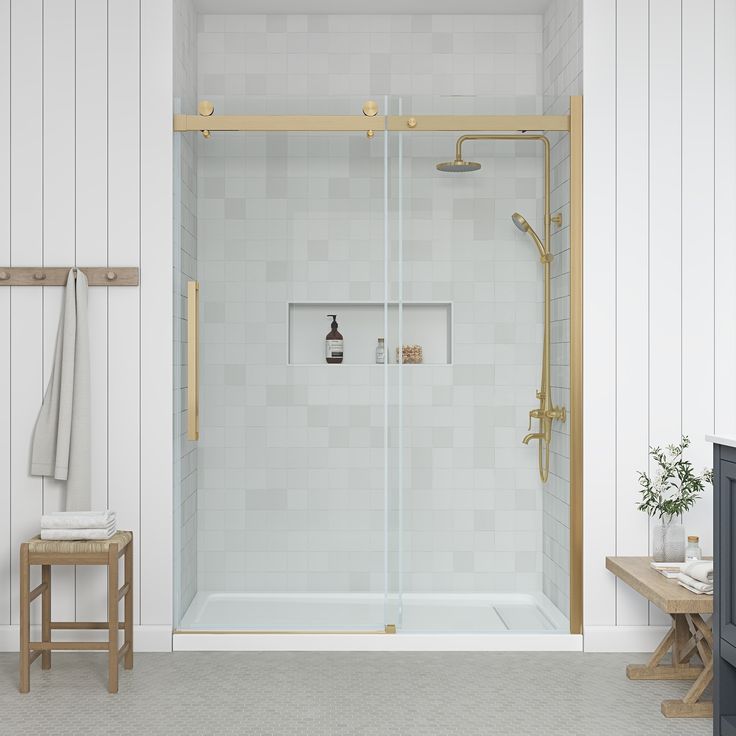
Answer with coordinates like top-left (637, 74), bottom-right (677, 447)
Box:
top-left (178, 591), bottom-right (569, 633)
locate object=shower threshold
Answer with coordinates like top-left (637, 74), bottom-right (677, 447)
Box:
top-left (175, 592), bottom-right (581, 651)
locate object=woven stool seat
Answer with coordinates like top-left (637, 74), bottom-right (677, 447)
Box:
top-left (27, 530), bottom-right (132, 555)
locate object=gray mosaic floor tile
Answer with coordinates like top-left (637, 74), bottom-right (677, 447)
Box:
top-left (0, 652), bottom-right (712, 736)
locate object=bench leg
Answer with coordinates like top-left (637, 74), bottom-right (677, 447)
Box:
top-left (626, 614), bottom-right (704, 681)
top-left (124, 541), bottom-right (133, 670)
top-left (626, 612), bottom-right (713, 718)
top-left (107, 544), bottom-right (119, 694)
top-left (19, 544), bottom-right (30, 693)
top-left (41, 565), bottom-right (51, 669)
top-left (672, 613), bottom-right (695, 668)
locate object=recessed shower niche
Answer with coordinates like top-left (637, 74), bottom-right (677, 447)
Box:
top-left (287, 302), bottom-right (453, 366)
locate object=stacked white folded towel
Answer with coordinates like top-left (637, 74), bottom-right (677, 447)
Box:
top-left (676, 560), bottom-right (713, 595)
top-left (40, 510), bottom-right (116, 541)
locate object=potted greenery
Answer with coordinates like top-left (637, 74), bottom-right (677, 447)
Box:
top-left (637, 436), bottom-right (713, 562)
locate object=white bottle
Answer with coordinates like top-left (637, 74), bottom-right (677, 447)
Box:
top-left (375, 337), bottom-right (385, 364)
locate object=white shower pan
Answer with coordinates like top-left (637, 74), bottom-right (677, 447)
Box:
top-left (174, 592), bottom-right (582, 651)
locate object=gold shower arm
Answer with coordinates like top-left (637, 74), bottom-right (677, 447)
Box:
top-left (454, 134), bottom-right (547, 163)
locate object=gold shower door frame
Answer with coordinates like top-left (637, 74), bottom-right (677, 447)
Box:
top-left (176, 97), bottom-right (584, 637)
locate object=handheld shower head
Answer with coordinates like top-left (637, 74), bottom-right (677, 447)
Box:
top-left (511, 212), bottom-right (530, 232)
top-left (511, 212), bottom-right (548, 262)
top-left (436, 159), bottom-right (481, 173)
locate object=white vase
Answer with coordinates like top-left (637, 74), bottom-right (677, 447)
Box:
top-left (652, 517), bottom-right (686, 562)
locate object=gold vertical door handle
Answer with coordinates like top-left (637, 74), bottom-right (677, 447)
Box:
top-left (187, 280), bottom-right (199, 441)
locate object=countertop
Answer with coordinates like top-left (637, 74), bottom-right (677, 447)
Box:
top-left (706, 433), bottom-right (736, 449)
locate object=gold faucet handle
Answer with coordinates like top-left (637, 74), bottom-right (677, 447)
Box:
top-left (546, 406), bottom-right (567, 423)
top-left (528, 408), bottom-right (544, 430)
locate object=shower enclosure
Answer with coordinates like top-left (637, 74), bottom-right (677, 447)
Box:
top-left (173, 95), bottom-right (582, 642)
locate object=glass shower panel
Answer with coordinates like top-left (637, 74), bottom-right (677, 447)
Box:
top-left (384, 95), bottom-right (404, 633)
top-left (392, 96), bottom-right (570, 633)
top-left (188, 118), bottom-right (391, 631)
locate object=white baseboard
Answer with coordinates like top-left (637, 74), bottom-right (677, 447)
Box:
top-left (133, 626), bottom-right (173, 652)
top-left (173, 632), bottom-right (584, 652)
top-left (0, 625), bottom-right (172, 652)
top-left (583, 625), bottom-right (670, 652)
top-left (0, 624), bottom-right (668, 653)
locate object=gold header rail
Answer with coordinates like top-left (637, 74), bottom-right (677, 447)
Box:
top-left (174, 114), bottom-right (386, 133)
top-left (173, 113), bottom-right (571, 134)
top-left (386, 115), bottom-right (570, 132)
top-left (0, 267), bottom-right (139, 286)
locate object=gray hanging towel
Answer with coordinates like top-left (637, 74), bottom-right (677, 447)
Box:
top-left (30, 268), bottom-right (90, 511)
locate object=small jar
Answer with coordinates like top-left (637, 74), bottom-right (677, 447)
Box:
top-left (375, 338), bottom-right (385, 364)
top-left (685, 535), bottom-right (702, 562)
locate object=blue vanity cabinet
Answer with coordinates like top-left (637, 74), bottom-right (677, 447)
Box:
top-left (714, 442), bottom-right (736, 735)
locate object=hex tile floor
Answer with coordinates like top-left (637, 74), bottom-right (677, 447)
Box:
top-left (0, 652), bottom-right (712, 735)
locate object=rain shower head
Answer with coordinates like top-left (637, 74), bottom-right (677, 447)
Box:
top-left (511, 212), bottom-right (529, 232)
top-left (436, 159), bottom-right (481, 173)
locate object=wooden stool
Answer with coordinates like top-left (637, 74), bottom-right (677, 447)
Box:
top-left (19, 530), bottom-right (133, 694)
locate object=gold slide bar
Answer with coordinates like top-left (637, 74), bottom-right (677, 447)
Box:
top-left (187, 280), bottom-right (199, 441)
top-left (386, 114), bottom-right (570, 132)
top-left (174, 114), bottom-right (386, 132)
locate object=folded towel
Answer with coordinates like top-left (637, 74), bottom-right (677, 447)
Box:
top-left (41, 510), bottom-right (116, 530)
top-left (676, 572), bottom-right (713, 594)
top-left (678, 579), bottom-right (713, 595)
top-left (682, 560), bottom-right (713, 584)
top-left (40, 526), bottom-right (115, 541)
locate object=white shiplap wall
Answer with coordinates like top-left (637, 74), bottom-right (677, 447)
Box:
top-left (583, 0), bottom-right (733, 649)
top-left (0, 0), bottom-right (173, 650)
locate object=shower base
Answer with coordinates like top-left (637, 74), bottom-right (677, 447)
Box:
top-left (175, 592), bottom-right (581, 651)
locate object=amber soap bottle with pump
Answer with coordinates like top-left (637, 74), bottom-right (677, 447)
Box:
top-left (325, 314), bottom-right (344, 364)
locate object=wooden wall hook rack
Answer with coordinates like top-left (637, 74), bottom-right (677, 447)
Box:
top-left (0, 267), bottom-right (139, 286)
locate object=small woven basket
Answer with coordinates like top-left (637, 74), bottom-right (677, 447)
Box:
top-left (396, 344), bottom-right (423, 364)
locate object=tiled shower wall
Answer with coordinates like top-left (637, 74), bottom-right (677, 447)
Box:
top-left (194, 14), bottom-right (554, 598)
top-left (542, 0), bottom-right (582, 617)
top-left (174, 0), bottom-right (198, 619)
top-left (398, 135), bottom-right (547, 594)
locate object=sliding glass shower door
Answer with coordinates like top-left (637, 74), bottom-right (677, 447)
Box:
top-left (389, 96), bottom-right (570, 633)
top-left (183, 97), bottom-right (397, 631)
top-left (175, 95), bottom-right (573, 634)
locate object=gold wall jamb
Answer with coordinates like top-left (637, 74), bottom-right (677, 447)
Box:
top-left (173, 114), bottom-right (570, 134)
top-left (569, 95), bottom-right (584, 637)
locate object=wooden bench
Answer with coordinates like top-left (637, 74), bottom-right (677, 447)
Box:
top-left (606, 556), bottom-right (713, 718)
top-left (19, 530), bottom-right (133, 693)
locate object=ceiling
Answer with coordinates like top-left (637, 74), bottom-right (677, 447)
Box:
top-left (194, 0), bottom-right (550, 14)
